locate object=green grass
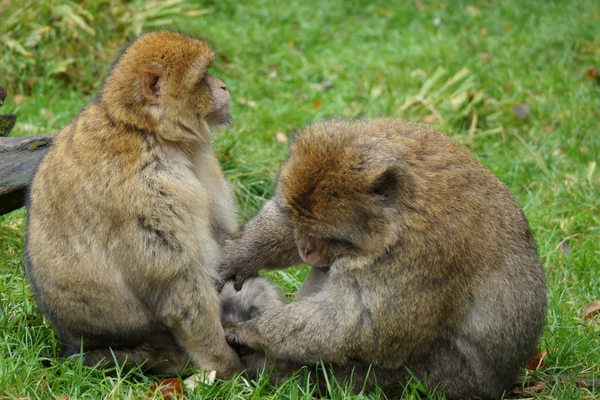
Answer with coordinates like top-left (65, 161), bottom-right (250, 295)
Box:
top-left (1, 0), bottom-right (599, 398)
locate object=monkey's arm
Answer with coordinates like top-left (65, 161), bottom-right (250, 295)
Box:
top-left (226, 293), bottom-right (363, 365)
top-left (219, 199), bottom-right (303, 288)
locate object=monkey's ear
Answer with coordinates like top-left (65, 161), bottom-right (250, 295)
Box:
top-left (371, 168), bottom-right (398, 199)
top-left (141, 69), bottom-right (163, 102)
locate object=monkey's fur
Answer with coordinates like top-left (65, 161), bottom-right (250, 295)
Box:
top-left (26, 31), bottom-right (242, 377)
top-left (220, 118), bottom-right (547, 398)
top-left (219, 277), bottom-right (297, 380)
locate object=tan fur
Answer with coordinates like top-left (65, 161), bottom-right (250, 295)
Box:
top-left (220, 118), bottom-right (547, 398)
top-left (26, 31), bottom-right (241, 377)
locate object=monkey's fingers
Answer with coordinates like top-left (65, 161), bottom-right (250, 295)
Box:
top-left (225, 326), bottom-right (247, 348)
top-left (234, 273), bottom-right (252, 291)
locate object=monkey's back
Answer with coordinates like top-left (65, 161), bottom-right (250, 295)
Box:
top-left (369, 118), bottom-right (547, 396)
top-left (25, 101), bottom-right (216, 340)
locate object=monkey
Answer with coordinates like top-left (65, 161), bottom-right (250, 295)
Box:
top-left (25, 31), bottom-right (242, 378)
top-left (219, 277), bottom-right (297, 380)
top-left (219, 118), bottom-right (547, 399)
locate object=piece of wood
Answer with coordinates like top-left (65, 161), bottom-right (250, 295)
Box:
top-left (0, 135), bottom-right (54, 215)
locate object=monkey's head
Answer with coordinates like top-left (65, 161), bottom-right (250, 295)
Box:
top-left (102, 30), bottom-right (231, 141)
top-left (276, 119), bottom-right (418, 268)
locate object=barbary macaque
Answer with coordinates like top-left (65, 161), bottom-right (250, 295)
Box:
top-left (220, 118), bottom-right (547, 398)
top-left (26, 31), bottom-right (242, 377)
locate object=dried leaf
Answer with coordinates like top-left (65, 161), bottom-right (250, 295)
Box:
top-left (513, 104), bottom-right (531, 120)
top-left (544, 125), bottom-right (553, 133)
top-left (183, 370), bottom-right (217, 391)
top-left (238, 98), bottom-right (257, 108)
top-left (317, 80), bottom-right (334, 91)
top-left (582, 301), bottom-right (600, 321)
top-left (465, 5), bottom-right (482, 17)
top-left (509, 382), bottom-right (545, 396)
top-left (480, 52), bottom-right (493, 61)
top-left (313, 100), bottom-right (322, 109)
top-left (526, 348), bottom-right (547, 370)
top-left (149, 378), bottom-right (186, 399)
top-left (583, 67), bottom-right (598, 79)
top-left (480, 28), bottom-right (488, 36)
top-left (275, 132), bottom-right (288, 143)
top-left (55, 395), bottom-right (69, 400)
top-left (422, 114), bottom-right (437, 123)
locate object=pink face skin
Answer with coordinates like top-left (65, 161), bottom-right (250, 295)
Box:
top-left (294, 230), bottom-right (331, 268)
top-left (203, 74), bottom-right (231, 127)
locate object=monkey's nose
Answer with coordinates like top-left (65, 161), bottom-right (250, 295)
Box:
top-left (219, 84), bottom-right (227, 91)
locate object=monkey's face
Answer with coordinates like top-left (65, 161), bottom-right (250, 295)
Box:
top-left (106, 31), bottom-right (232, 135)
top-left (277, 120), bottom-right (413, 266)
top-left (202, 74), bottom-right (231, 128)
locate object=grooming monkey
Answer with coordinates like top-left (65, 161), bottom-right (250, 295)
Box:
top-left (220, 118), bottom-right (547, 398)
top-left (26, 31), bottom-right (242, 377)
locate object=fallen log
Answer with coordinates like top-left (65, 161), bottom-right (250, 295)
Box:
top-left (0, 135), bottom-right (54, 215)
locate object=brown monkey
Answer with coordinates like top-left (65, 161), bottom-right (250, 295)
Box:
top-left (25, 31), bottom-right (242, 377)
top-left (220, 118), bottom-right (547, 398)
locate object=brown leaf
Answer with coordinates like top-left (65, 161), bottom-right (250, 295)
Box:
top-left (313, 100), bottom-right (322, 109)
top-left (584, 67), bottom-right (598, 79)
top-left (480, 28), bottom-right (488, 36)
top-left (527, 383), bottom-right (545, 394)
top-left (55, 395), bottom-right (69, 400)
top-left (525, 347), bottom-right (547, 370)
top-left (582, 301), bottom-right (600, 321)
top-left (422, 114), bottom-right (437, 124)
top-left (543, 125), bottom-right (553, 133)
top-left (480, 52), bottom-right (493, 61)
top-left (149, 378), bottom-right (186, 399)
top-left (509, 382), bottom-right (545, 396)
top-left (275, 132), bottom-right (288, 143)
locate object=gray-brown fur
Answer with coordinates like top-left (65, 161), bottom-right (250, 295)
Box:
top-left (26, 31), bottom-right (241, 378)
top-left (219, 277), bottom-right (295, 379)
top-left (220, 118), bottom-right (547, 398)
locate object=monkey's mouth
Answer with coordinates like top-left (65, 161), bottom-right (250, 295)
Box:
top-left (206, 104), bottom-right (232, 128)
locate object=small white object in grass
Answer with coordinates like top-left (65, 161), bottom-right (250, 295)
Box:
top-left (434, 17), bottom-right (442, 26)
top-left (276, 132), bottom-right (289, 143)
top-left (183, 370), bottom-right (217, 390)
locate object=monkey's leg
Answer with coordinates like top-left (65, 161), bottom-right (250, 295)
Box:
top-left (80, 346), bottom-right (188, 375)
top-left (220, 200), bottom-right (303, 287)
top-left (63, 330), bottom-right (189, 375)
top-left (405, 340), bottom-right (499, 400)
top-left (158, 273), bottom-right (242, 378)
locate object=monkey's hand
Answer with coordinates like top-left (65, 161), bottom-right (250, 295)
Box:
top-left (225, 322), bottom-right (264, 351)
top-left (218, 200), bottom-right (304, 291)
top-left (218, 241), bottom-right (261, 291)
